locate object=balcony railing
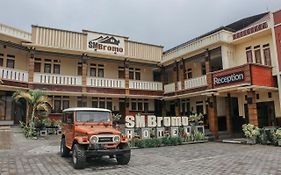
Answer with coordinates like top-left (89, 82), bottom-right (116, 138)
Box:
top-left (184, 75), bottom-right (207, 90)
top-left (177, 81), bottom-right (182, 91)
top-left (164, 83), bottom-right (175, 94)
top-left (87, 77), bottom-right (125, 89)
top-left (0, 67), bottom-right (28, 82)
top-left (0, 23), bottom-right (31, 41)
top-left (34, 73), bottom-right (82, 86)
top-left (129, 80), bottom-right (163, 91)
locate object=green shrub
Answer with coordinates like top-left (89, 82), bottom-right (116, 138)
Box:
top-left (194, 132), bottom-right (205, 141)
top-left (134, 139), bottom-right (146, 148)
top-left (161, 137), bottom-right (172, 145)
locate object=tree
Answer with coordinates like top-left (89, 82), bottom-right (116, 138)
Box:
top-left (13, 90), bottom-right (52, 128)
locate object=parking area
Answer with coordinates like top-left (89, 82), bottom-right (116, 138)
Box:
top-left (0, 127), bottom-right (281, 175)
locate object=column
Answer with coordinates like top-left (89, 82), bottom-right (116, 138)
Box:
top-left (247, 90), bottom-right (258, 126)
top-left (208, 95), bottom-right (218, 138)
top-left (28, 49), bottom-right (35, 89)
top-left (226, 93), bottom-right (233, 135)
top-left (181, 58), bottom-right (186, 90)
top-left (124, 59), bottom-right (129, 95)
top-left (81, 54), bottom-right (88, 93)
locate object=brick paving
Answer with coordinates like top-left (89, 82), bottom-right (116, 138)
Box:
top-left (0, 127), bottom-right (281, 175)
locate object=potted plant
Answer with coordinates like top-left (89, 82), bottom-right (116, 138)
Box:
top-left (273, 128), bottom-right (281, 146)
top-left (242, 124), bottom-right (260, 145)
top-left (112, 113), bottom-right (122, 128)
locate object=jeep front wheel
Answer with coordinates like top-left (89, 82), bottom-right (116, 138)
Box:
top-left (116, 144), bottom-right (131, 165)
top-left (60, 137), bottom-right (70, 157)
top-left (72, 144), bottom-right (86, 169)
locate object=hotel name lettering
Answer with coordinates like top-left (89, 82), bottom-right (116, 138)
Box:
top-left (125, 115), bottom-right (189, 128)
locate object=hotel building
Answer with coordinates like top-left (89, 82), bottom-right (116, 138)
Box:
top-left (1, 9), bottom-right (281, 138)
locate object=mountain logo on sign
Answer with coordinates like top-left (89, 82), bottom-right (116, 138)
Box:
top-left (91, 36), bottom-right (120, 46)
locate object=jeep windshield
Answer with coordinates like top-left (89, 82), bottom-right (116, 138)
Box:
top-left (76, 111), bottom-right (111, 123)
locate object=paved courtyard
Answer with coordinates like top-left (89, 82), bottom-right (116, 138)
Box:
top-left (0, 127), bottom-right (281, 175)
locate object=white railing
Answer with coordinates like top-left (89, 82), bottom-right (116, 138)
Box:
top-left (0, 23), bottom-right (31, 41)
top-left (162, 30), bottom-right (233, 62)
top-left (164, 83), bottom-right (175, 94)
top-left (87, 77), bottom-right (125, 89)
top-left (0, 67), bottom-right (28, 82)
top-left (184, 75), bottom-right (207, 89)
top-left (177, 81), bottom-right (182, 91)
top-left (34, 73), bottom-right (82, 86)
top-left (129, 80), bottom-right (163, 91)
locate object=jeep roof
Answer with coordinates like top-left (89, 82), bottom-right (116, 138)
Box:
top-left (63, 107), bottom-right (111, 113)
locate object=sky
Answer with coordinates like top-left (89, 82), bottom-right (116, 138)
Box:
top-left (0, 0), bottom-right (281, 50)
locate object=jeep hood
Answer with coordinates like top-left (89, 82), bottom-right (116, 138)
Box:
top-left (75, 125), bottom-right (121, 135)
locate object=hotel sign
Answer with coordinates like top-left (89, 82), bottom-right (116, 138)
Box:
top-left (87, 32), bottom-right (125, 55)
top-left (213, 71), bottom-right (244, 86)
top-left (233, 22), bottom-right (268, 40)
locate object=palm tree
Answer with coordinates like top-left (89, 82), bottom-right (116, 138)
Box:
top-left (13, 90), bottom-right (52, 126)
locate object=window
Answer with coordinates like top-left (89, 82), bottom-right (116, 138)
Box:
top-left (64, 112), bottom-right (74, 124)
top-left (54, 100), bottom-right (61, 113)
top-left (129, 68), bottom-right (134, 79)
top-left (263, 44), bottom-right (271, 66)
top-left (246, 47), bottom-right (253, 63)
top-left (63, 100), bottom-right (69, 110)
top-left (254, 46), bottom-right (262, 64)
top-left (0, 53), bottom-right (3, 67)
top-left (130, 99), bottom-right (149, 111)
top-left (44, 63), bottom-right (51, 73)
top-left (129, 68), bottom-right (141, 80)
top-left (201, 63), bottom-right (206, 75)
top-left (98, 64), bottom-right (104, 77)
top-left (187, 68), bottom-right (192, 79)
top-left (34, 62), bottom-right (41, 72)
top-left (91, 97), bottom-right (112, 109)
top-left (118, 67), bottom-right (125, 78)
top-left (53, 64), bottom-right (60, 74)
top-left (77, 62), bottom-right (82, 76)
top-left (90, 67), bottom-right (96, 77)
top-left (6, 55), bottom-right (15, 68)
top-left (77, 96), bottom-right (87, 107)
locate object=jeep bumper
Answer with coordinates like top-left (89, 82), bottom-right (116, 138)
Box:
top-left (85, 148), bottom-right (131, 157)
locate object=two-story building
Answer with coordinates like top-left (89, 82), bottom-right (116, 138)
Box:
top-left (1, 9), bottom-right (281, 139)
top-left (0, 24), bottom-right (163, 125)
top-left (162, 10), bottom-right (281, 138)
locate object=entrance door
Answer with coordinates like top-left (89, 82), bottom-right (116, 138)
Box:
top-left (231, 97), bottom-right (244, 133)
top-left (257, 101), bottom-right (276, 127)
top-left (119, 100), bottom-right (126, 123)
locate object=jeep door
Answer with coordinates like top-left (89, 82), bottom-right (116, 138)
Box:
top-left (64, 112), bottom-right (75, 149)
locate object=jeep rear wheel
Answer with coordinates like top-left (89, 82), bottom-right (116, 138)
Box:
top-left (116, 144), bottom-right (131, 165)
top-left (72, 144), bottom-right (86, 169)
top-left (60, 138), bottom-right (70, 157)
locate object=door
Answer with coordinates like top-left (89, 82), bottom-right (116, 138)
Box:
top-left (257, 101), bottom-right (276, 128)
top-left (63, 112), bottom-right (74, 148)
top-left (119, 100), bottom-right (126, 122)
top-left (231, 97), bottom-right (244, 133)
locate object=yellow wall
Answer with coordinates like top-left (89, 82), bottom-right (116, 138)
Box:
top-left (0, 47), bottom-right (29, 71)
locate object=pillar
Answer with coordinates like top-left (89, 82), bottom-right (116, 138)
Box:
top-left (247, 90), bottom-right (258, 126)
top-left (161, 100), bottom-right (166, 116)
top-left (226, 93), bottom-right (233, 135)
top-left (124, 59), bottom-right (130, 95)
top-left (175, 99), bottom-right (180, 116)
top-left (181, 58), bottom-right (186, 90)
top-left (28, 49), bottom-right (35, 89)
top-left (81, 55), bottom-right (88, 93)
top-left (208, 95), bottom-right (218, 138)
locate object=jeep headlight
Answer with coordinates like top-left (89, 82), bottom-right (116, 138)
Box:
top-left (90, 135), bottom-right (98, 144)
top-left (113, 135), bottom-right (120, 143)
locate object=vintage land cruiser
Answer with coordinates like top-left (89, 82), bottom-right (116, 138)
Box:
top-left (60, 107), bottom-right (131, 169)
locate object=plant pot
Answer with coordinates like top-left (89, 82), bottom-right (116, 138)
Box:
top-left (246, 139), bottom-right (256, 145)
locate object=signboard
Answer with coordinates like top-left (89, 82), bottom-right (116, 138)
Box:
top-left (87, 32), bottom-right (125, 55)
top-left (213, 71), bottom-right (244, 86)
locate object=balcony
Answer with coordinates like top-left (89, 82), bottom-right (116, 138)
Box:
top-left (87, 77), bottom-right (125, 89)
top-left (0, 23), bottom-right (31, 41)
top-left (34, 73), bottom-right (82, 86)
top-left (129, 80), bottom-right (163, 91)
top-left (184, 75), bottom-right (207, 90)
top-left (0, 67), bottom-right (28, 82)
top-left (210, 63), bottom-right (274, 89)
top-left (164, 83), bottom-right (175, 94)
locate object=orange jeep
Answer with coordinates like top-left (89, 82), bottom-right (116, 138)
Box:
top-left (60, 107), bottom-right (131, 169)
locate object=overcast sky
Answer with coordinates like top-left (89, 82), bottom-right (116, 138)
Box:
top-left (1, 0), bottom-right (281, 50)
